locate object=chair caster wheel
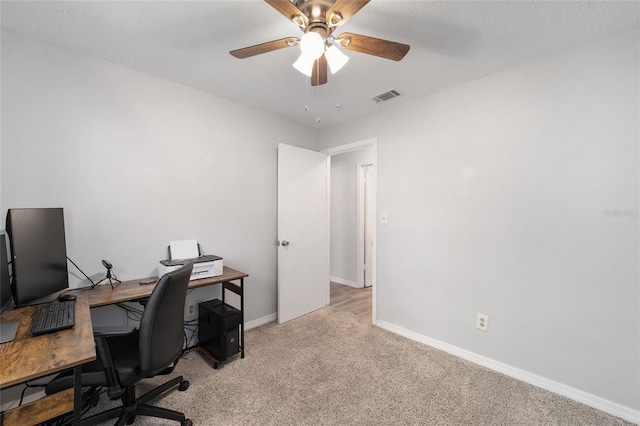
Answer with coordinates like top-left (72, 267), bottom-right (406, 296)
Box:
top-left (179, 380), bottom-right (190, 391)
top-left (182, 419), bottom-right (193, 426)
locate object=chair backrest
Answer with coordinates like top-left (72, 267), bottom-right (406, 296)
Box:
top-left (138, 261), bottom-right (193, 376)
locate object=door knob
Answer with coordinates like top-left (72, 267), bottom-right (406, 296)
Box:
top-left (281, 240), bottom-right (290, 247)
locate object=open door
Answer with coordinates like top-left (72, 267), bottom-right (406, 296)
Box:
top-left (277, 144), bottom-right (328, 324)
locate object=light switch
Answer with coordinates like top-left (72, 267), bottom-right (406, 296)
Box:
top-left (380, 212), bottom-right (388, 224)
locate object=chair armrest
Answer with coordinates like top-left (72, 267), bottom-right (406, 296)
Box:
top-left (92, 325), bottom-right (137, 398)
top-left (92, 325), bottom-right (137, 337)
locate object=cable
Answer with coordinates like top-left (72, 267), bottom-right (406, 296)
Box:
top-left (181, 316), bottom-right (199, 353)
top-left (18, 381), bottom-right (45, 406)
top-left (182, 288), bottom-right (199, 350)
top-left (66, 256), bottom-right (96, 287)
top-left (115, 302), bottom-right (143, 323)
top-left (116, 298), bottom-right (201, 354)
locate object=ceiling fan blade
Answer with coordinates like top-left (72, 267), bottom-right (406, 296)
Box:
top-left (230, 37), bottom-right (299, 59)
top-left (326, 0), bottom-right (370, 26)
top-left (337, 32), bottom-right (410, 61)
top-left (311, 55), bottom-right (328, 86)
top-left (265, 0), bottom-right (308, 27)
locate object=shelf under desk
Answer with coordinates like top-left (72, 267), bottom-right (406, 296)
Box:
top-left (0, 293), bottom-right (96, 425)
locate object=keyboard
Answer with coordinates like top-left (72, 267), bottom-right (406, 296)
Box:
top-left (31, 300), bottom-right (76, 336)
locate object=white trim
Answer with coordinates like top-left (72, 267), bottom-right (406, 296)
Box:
top-left (356, 163), bottom-right (365, 288)
top-left (326, 155), bottom-right (332, 307)
top-left (356, 162), bottom-right (374, 289)
top-left (330, 276), bottom-right (359, 288)
top-left (245, 313), bottom-right (277, 331)
top-left (321, 138), bottom-right (377, 156)
top-left (370, 142), bottom-right (377, 325)
top-left (376, 320), bottom-right (640, 425)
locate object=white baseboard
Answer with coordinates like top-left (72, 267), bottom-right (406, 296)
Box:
top-left (245, 313), bottom-right (276, 331)
top-left (376, 320), bottom-right (640, 425)
top-left (330, 276), bottom-right (359, 288)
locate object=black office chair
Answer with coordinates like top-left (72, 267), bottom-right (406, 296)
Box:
top-left (45, 261), bottom-right (194, 426)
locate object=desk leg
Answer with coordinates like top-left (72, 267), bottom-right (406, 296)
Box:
top-left (240, 277), bottom-right (245, 359)
top-left (73, 365), bottom-right (81, 425)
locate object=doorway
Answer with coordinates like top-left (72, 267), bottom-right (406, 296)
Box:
top-left (323, 139), bottom-right (377, 324)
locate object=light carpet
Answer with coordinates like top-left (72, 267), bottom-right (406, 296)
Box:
top-left (90, 306), bottom-right (632, 425)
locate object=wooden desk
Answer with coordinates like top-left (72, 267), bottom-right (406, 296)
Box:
top-left (84, 266), bottom-right (248, 308)
top-left (0, 266), bottom-right (248, 425)
top-left (0, 292), bottom-right (96, 425)
top-left (77, 266), bottom-right (249, 364)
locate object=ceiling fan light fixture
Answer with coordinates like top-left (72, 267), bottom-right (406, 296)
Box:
top-left (299, 32), bottom-right (325, 60)
top-left (293, 53), bottom-right (315, 77)
top-left (232, 0), bottom-right (410, 86)
top-left (325, 45), bottom-right (349, 74)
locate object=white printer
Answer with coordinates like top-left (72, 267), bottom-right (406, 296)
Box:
top-left (158, 255), bottom-right (223, 280)
top-left (158, 240), bottom-right (223, 281)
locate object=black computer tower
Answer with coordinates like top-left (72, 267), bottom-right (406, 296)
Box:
top-left (198, 299), bottom-right (240, 362)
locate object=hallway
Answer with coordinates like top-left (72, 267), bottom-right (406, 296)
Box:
top-left (329, 282), bottom-right (372, 322)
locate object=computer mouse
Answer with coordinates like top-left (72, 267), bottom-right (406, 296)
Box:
top-left (58, 294), bottom-right (77, 302)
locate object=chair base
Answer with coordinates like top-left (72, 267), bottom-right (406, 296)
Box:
top-left (80, 375), bottom-right (191, 426)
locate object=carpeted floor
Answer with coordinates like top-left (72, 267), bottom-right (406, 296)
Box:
top-left (88, 306), bottom-right (633, 425)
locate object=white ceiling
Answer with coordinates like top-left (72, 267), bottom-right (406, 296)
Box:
top-left (2, 1), bottom-right (639, 129)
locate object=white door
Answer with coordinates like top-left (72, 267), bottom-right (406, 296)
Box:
top-left (277, 143), bottom-right (329, 324)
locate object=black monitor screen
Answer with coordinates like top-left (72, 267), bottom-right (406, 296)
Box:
top-left (1, 234), bottom-right (11, 311)
top-left (6, 208), bottom-right (69, 306)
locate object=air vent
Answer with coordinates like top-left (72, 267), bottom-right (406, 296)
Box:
top-left (371, 89), bottom-right (402, 104)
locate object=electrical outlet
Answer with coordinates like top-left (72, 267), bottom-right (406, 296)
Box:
top-left (476, 313), bottom-right (489, 331)
top-left (186, 303), bottom-right (195, 317)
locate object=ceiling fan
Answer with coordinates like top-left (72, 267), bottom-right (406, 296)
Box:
top-left (230, 0), bottom-right (410, 86)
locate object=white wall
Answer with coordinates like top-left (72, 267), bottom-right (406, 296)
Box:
top-left (0, 30), bottom-right (319, 323)
top-left (330, 147), bottom-right (373, 286)
top-left (320, 29), bottom-right (639, 416)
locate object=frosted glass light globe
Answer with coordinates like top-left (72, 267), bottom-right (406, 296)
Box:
top-left (300, 32), bottom-right (325, 60)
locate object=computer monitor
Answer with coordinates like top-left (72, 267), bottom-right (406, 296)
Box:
top-left (5, 208), bottom-right (69, 307)
top-left (1, 234), bottom-right (12, 311)
top-left (0, 232), bottom-right (20, 343)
